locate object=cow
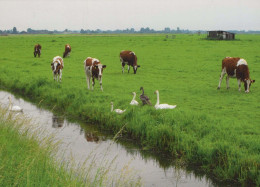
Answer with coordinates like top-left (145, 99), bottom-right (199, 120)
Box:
top-left (34, 44), bottom-right (41, 57)
top-left (120, 50), bottom-right (140, 74)
top-left (51, 56), bottom-right (64, 82)
top-left (84, 57), bottom-right (106, 91)
top-left (217, 57), bottom-right (255, 93)
top-left (63, 44), bottom-right (71, 58)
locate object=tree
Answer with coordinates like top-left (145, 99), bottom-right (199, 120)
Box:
top-left (12, 27), bottom-right (18, 34)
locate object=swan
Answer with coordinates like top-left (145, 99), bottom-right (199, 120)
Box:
top-left (130, 92), bottom-right (139, 105)
top-left (154, 90), bottom-right (177, 110)
top-left (139, 87), bottom-right (152, 106)
top-left (111, 102), bottom-right (126, 114)
top-left (8, 96), bottom-right (23, 112)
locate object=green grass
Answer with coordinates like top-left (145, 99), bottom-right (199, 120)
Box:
top-left (0, 107), bottom-right (85, 186)
top-left (0, 34), bottom-right (259, 185)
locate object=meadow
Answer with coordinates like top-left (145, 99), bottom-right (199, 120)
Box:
top-left (0, 34), bottom-right (259, 185)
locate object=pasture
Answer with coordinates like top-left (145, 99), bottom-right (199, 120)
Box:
top-left (0, 34), bottom-right (259, 185)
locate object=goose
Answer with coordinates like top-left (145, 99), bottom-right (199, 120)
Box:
top-left (111, 102), bottom-right (126, 114)
top-left (154, 90), bottom-right (177, 110)
top-left (139, 87), bottom-right (152, 106)
top-left (8, 96), bottom-right (23, 112)
top-left (130, 92), bottom-right (139, 105)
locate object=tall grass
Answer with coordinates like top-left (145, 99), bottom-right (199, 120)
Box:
top-left (0, 106), bottom-right (141, 186)
top-left (0, 34), bottom-right (259, 185)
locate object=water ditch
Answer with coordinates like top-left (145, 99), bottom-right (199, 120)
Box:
top-left (0, 90), bottom-right (216, 187)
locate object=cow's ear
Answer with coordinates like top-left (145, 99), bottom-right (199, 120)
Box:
top-left (137, 65), bottom-right (140, 67)
top-left (103, 65), bottom-right (106, 68)
top-left (252, 80), bottom-right (255, 83)
top-left (51, 62), bottom-right (53, 66)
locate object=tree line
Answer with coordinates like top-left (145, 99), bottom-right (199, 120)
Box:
top-left (1, 27), bottom-right (260, 35)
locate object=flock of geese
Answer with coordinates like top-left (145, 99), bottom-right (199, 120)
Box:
top-left (111, 87), bottom-right (177, 114)
top-left (7, 87), bottom-right (176, 115)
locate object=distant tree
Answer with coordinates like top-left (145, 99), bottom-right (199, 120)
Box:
top-left (27, 28), bottom-right (33, 33)
top-left (164, 27), bottom-right (171, 33)
top-left (80, 29), bottom-right (85, 33)
top-left (12, 27), bottom-right (18, 34)
top-left (177, 27), bottom-right (180, 33)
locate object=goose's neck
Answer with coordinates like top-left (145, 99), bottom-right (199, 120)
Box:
top-left (111, 104), bottom-right (113, 112)
top-left (8, 98), bottom-right (12, 109)
top-left (156, 91), bottom-right (160, 106)
top-left (142, 89), bottom-right (144, 95)
top-left (132, 93), bottom-right (136, 100)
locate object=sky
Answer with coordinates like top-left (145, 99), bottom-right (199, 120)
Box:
top-left (0, 0), bottom-right (259, 31)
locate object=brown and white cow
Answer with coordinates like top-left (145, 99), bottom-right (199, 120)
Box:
top-left (34, 44), bottom-right (41, 57)
top-left (217, 57), bottom-right (255, 93)
top-left (84, 57), bottom-right (106, 91)
top-left (120, 50), bottom-right (140, 74)
top-left (63, 44), bottom-right (71, 58)
top-left (51, 56), bottom-right (64, 82)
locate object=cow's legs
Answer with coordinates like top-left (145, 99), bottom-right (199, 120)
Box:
top-left (53, 72), bottom-right (56, 81)
top-left (86, 76), bottom-right (90, 90)
top-left (121, 62), bottom-right (125, 74)
top-left (237, 79), bottom-right (241, 92)
top-left (128, 65), bottom-right (130, 73)
top-left (92, 78), bottom-right (95, 90)
top-left (99, 77), bottom-right (103, 91)
top-left (217, 68), bottom-right (226, 89)
top-left (59, 71), bottom-right (62, 82)
top-left (226, 76), bottom-right (230, 89)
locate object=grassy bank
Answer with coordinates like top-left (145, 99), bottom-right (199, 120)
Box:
top-left (0, 108), bottom-right (86, 186)
top-left (0, 106), bottom-right (141, 186)
top-left (0, 34), bottom-right (259, 185)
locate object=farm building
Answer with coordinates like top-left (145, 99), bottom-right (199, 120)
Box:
top-left (207, 31), bottom-right (235, 40)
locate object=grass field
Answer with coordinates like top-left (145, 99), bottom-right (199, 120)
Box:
top-left (0, 34), bottom-right (259, 185)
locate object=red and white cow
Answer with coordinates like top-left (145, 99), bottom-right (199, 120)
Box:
top-left (34, 44), bottom-right (41, 57)
top-left (63, 44), bottom-right (71, 58)
top-left (217, 57), bottom-right (255, 93)
top-left (84, 57), bottom-right (106, 91)
top-left (51, 56), bottom-right (64, 82)
top-left (120, 50), bottom-right (140, 74)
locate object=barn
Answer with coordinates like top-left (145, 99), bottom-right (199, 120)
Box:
top-left (207, 31), bottom-right (235, 40)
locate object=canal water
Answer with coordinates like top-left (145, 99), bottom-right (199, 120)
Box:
top-left (0, 90), bottom-right (215, 187)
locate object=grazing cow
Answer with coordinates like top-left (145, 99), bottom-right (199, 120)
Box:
top-left (51, 56), bottom-right (64, 82)
top-left (63, 44), bottom-right (71, 58)
top-left (120, 50), bottom-right (140, 74)
top-left (34, 44), bottom-right (41, 57)
top-left (217, 57), bottom-right (255, 93)
top-left (84, 57), bottom-right (106, 91)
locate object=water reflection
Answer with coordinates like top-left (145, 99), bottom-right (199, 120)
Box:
top-left (84, 131), bottom-right (100, 143)
top-left (52, 115), bottom-right (65, 128)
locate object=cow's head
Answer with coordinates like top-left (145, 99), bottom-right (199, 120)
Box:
top-left (244, 79), bottom-right (255, 93)
top-left (51, 61), bottom-right (61, 74)
top-left (133, 65), bottom-right (140, 74)
top-left (93, 64), bottom-right (106, 78)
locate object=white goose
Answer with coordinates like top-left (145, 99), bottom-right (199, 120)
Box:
top-left (111, 102), bottom-right (126, 114)
top-left (8, 96), bottom-right (23, 112)
top-left (154, 90), bottom-right (177, 110)
top-left (130, 92), bottom-right (139, 105)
